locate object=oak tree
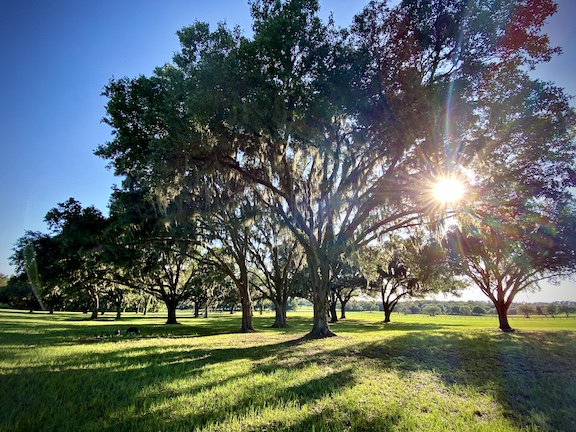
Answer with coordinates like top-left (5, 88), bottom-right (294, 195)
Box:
top-left (97, 0), bottom-right (570, 337)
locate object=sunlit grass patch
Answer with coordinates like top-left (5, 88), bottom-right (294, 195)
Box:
top-left (0, 309), bottom-right (575, 431)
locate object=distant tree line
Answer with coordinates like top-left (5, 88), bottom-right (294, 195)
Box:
top-left (515, 302), bottom-right (576, 318)
top-left (388, 300), bottom-right (576, 318)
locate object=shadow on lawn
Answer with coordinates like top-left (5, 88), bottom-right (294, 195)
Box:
top-left (330, 318), bottom-right (466, 334)
top-left (336, 329), bottom-right (576, 431)
top-left (1, 310), bottom-right (575, 431)
top-left (0, 310), bottom-right (270, 348)
top-left (0, 333), bottom-right (368, 431)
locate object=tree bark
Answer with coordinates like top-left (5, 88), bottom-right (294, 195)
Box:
top-left (193, 301), bottom-right (200, 318)
top-left (89, 292), bottom-right (99, 320)
top-left (165, 299), bottom-right (179, 324)
top-left (328, 290), bottom-right (338, 323)
top-left (308, 288), bottom-right (335, 337)
top-left (496, 303), bottom-right (514, 332)
top-left (142, 295), bottom-right (150, 316)
top-left (340, 301), bottom-right (347, 319)
top-left (240, 297), bottom-right (254, 332)
top-left (307, 253), bottom-right (335, 337)
top-left (237, 260), bottom-right (255, 332)
top-left (328, 302), bottom-right (338, 323)
top-left (383, 306), bottom-right (392, 323)
top-left (115, 305), bottom-right (122, 320)
top-left (381, 288), bottom-right (393, 323)
top-left (272, 301), bottom-right (288, 328)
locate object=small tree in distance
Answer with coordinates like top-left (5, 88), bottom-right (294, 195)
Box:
top-left (547, 304), bottom-right (558, 318)
top-left (329, 258), bottom-right (367, 322)
top-left (559, 304), bottom-right (576, 317)
top-left (518, 304), bottom-right (535, 318)
top-left (360, 234), bottom-right (464, 323)
top-left (410, 305), bottom-right (421, 314)
top-left (422, 305), bottom-right (441, 317)
top-left (446, 203), bottom-right (576, 332)
top-left (472, 306), bottom-right (485, 315)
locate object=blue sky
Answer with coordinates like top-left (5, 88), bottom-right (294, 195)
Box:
top-left (1, 0), bottom-right (575, 302)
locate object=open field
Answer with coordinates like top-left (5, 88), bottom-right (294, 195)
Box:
top-left (1, 309), bottom-right (575, 431)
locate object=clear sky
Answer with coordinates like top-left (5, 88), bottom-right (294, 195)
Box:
top-left (1, 0), bottom-right (575, 302)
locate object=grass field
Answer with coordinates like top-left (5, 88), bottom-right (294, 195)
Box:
top-left (1, 309), bottom-right (575, 431)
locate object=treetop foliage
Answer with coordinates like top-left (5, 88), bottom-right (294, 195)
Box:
top-left (94, 0), bottom-right (576, 335)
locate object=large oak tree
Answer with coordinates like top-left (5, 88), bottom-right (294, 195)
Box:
top-left (446, 203), bottom-right (576, 332)
top-left (97, 0), bottom-right (572, 336)
top-left (105, 187), bottom-right (201, 324)
top-left (11, 199), bottom-right (110, 319)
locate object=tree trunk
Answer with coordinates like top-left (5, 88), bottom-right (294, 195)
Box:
top-left (237, 263), bottom-right (255, 332)
top-left (496, 303), bottom-right (514, 332)
top-left (165, 299), bottom-right (179, 324)
top-left (204, 301), bottom-right (209, 318)
top-left (383, 305), bottom-right (392, 323)
top-left (193, 301), bottom-right (200, 318)
top-left (305, 252), bottom-right (335, 337)
top-left (143, 295), bottom-right (150, 316)
top-left (381, 289), bottom-right (392, 323)
top-left (89, 293), bottom-right (99, 320)
top-left (308, 288), bottom-right (335, 337)
top-left (115, 300), bottom-right (122, 320)
top-left (240, 298), bottom-right (254, 332)
top-left (329, 297), bottom-right (338, 323)
top-left (272, 301), bottom-right (288, 328)
top-left (340, 300), bottom-right (347, 319)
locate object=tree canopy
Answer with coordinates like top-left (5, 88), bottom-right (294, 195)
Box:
top-left (94, 0), bottom-right (576, 336)
top-left (446, 201), bottom-right (576, 331)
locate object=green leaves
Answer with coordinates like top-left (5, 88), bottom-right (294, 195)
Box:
top-left (94, 0), bottom-right (575, 335)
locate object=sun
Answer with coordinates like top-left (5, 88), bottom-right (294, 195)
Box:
top-left (433, 178), bottom-right (465, 203)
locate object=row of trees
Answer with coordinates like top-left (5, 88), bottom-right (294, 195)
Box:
top-left (5, 267), bottom-right (574, 321)
top-left (7, 196), bottom-right (462, 326)
top-left (7, 0), bottom-right (576, 335)
top-left (396, 300), bottom-right (576, 317)
top-left (516, 303), bottom-right (576, 318)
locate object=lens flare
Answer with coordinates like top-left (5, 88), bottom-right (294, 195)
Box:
top-left (434, 178), bottom-right (465, 203)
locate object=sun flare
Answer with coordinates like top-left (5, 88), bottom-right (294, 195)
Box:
top-left (433, 178), bottom-right (465, 203)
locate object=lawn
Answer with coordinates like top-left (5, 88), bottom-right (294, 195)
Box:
top-left (0, 309), bottom-right (575, 431)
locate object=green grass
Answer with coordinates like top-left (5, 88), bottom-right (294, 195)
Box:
top-left (1, 309), bottom-right (575, 431)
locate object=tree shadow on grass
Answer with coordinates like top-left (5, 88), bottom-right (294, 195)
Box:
top-left (1, 309), bottom-right (574, 431)
top-left (330, 318), bottom-right (466, 334)
top-left (0, 321), bottom-right (409, 431)
top-left (0, 334), bottom-right (364, 431)
top-left (335, 329), bottom-right (576, 431)
top-left (112, 368), bottom-right (359, 432)
top-left (0, 311), bottom-right (278, 348)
